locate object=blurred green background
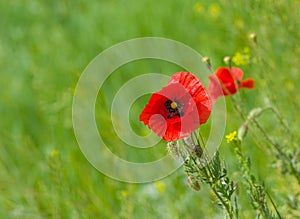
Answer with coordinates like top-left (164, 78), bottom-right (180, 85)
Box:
top-left (1, 0), bottom-right (299, 218)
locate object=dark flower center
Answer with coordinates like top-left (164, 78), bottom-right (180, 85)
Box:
top-left (164, 100), bottom-right (184, 119)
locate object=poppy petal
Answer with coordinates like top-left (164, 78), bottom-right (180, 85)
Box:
top-left (140, 72), bottom-right (212, 142)
top-left (169, 72), bottom-right (212, 124)
top-left (240, 78), bottom-right (255, 89)
top-left (208, 75), bottom-right (224, 102)
top-left (215, 67), bottom-right (237, 94)
top-left (169, 72), bottom-right (203, 96)
top-left (208, 66), bottom-right (255, 101)
top-left (231, 67), bottom-right (243, 81)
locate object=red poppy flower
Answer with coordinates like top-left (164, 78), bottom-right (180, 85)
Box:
top-left (208, 67), bottom-right (255, 102)
top-left (139, 72), bottom-right (212, 142)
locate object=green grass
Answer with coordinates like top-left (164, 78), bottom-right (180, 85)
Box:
top-left (1, 0), bottom-right (300, 218)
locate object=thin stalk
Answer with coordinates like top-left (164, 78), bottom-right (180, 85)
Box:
top-left (232, 141), bottom-right (277, 218)
top-left (230, 95), bottom-right (300, 184)
top-left (181, 138), bottom-right (235, 218)
top-left (197, 130), bottom-right (206, 148)
top-left (198, 155), bottom-right (235, 219)
top-left (266, 192), bottom-right (282, 219)
top-left (252, 118), bottom-right (299, 183)
top-left (264, 107), bottom-right (290, 133)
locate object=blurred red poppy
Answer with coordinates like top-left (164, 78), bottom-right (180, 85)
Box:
top-left (208, 67), bottom-right (255, 102)
top-left (139, 72), bottom-right (212, 142)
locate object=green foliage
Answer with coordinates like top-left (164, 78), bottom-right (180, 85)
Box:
top-left (0, 0), bottom-right (300, 218)
top-left (182, 140), bottom-right (238, 219)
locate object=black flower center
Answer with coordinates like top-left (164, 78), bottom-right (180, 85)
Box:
top-left (164, 100), bottom-right (184, 119)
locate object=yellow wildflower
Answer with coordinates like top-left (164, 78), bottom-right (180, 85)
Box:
top-left (232, 47), bottom-right (251, 66)
top-left (155, 181), bottom-right (166, 193)
top-left (209, 4), bottom-right (220, 18)
top-left (120, 190), bottom-right (128, 198)
top-left (225, 131), bottom-right (238, 143)
top-left (232, 53), bottom-right (248, 66)
top-left (243, 47), bottom-right (250, 54)
top-left (232, 52), bottom-right (246, 66)
top-left (193, 2), bottom-right (204, 14)
top-left (50, 149), bottom-right (59, 157)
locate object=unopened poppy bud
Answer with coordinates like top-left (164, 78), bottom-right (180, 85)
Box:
top-left (187, 176), bottom-right (201, 191)
top-left (183, 136), bottom-right (194, 148)
top-left (247, 108), bottom-right (263, 120)
top-left (238, 124), bottom-right (248, 141)
top-left (202, 56), bottom-right (211, 66)
top-left (223, 56), bottom-right (231, 65)
top-left (249, 33), bottom-right (257, 43)
top-left (166, 141), bottom-right (180, 160)
top-left (192, 144), bottom-right (203, 158)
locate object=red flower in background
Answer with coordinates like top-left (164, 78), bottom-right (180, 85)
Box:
top-left (140, 72), bottom-right (212, 142)
top-left (208, 67), bottom-right (255, 102)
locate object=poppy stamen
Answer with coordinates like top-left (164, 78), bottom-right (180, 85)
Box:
top-left (170, 101), bottom-right (177, 109)
top-left (165, 100), bottom-right (184, 119)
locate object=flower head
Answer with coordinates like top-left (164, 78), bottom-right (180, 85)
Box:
top-left (225, 131), bottom-right (238, 143)
top-left (154, 181), bottom-right (166, 193)
top-left (208, 67), bottom-right (255, 102)
top-left (140, 72), bottom-right (212, 142)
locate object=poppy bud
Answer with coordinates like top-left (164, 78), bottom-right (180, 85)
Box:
top-left (192, 144), bottom-right (203, 158)
top-left (247, 108), bottom-right (263, 121)
top-left (183, 136), bottom-right (194, 147)
top-left (223, 56), bottom-right (231, 65)
top-left (249, 33), bottom-right (257, 43)
top-left (166, 141), bottom-right (180, 160)
top-left (238, 124), bottom-right (248, 141)
top-left (202, 56), bottom-right (211, 66)
top-left (187, 176), bottom-right (201, 191)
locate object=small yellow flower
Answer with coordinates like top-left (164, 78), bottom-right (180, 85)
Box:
top-left (232, 52), bottom-right (245, 66)
top-left (232, 47), bottom-right (251, 66)
top-left (209, 4), bottom-right (220, 18)
top-left (50, 149), bottom-right (59, 157)
top-left (225, 131), bottom-right (238, 143)
top-left (193, 2), bottom-right (204, 14)
top-left (243, 47), bottom-right (250, 54)
top-left (232, 52), bottom-right (248, 66)
top-left (155, 181), bottom-right (166, 193)
top-left (120, 190), bottom-right (128, 198)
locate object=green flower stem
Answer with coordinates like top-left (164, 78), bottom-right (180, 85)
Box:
top-left (180, 137), bottom-right (236, 219)
top-left (266, 192), bottom-right (282, 219)
top-left (252, 119), bottom-right (300, 184)
top-left (200, 154), bottom-right (234, 218)
top-left (229, 96), bottom-right (247, 121)
top-left (232, 140), bottom-right (281, 218)
top-left (230, 97), bottom-right (300, 184)
top-left (263, 107), bottom-right (290, 133)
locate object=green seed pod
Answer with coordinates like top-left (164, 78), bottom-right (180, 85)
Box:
top-left (187, 176), bottom-right (201, 191)
top-left (192, 144), bottom-right (203, 158)
top-left (249, 33), bottom-right (257, 43)
top-left (238, 124), bottom-right (248, 141)
top-left (223, 56), bottom-right (231, 65)
top-left (166, 141), bottom-right (180, 160)
top-left (247, 108), bottom-right (263, 121)
top-left (202, 56), bottom-right (211, 66)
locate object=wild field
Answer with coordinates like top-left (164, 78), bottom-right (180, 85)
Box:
top-left (0, 0), bottom-right (300, 218)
